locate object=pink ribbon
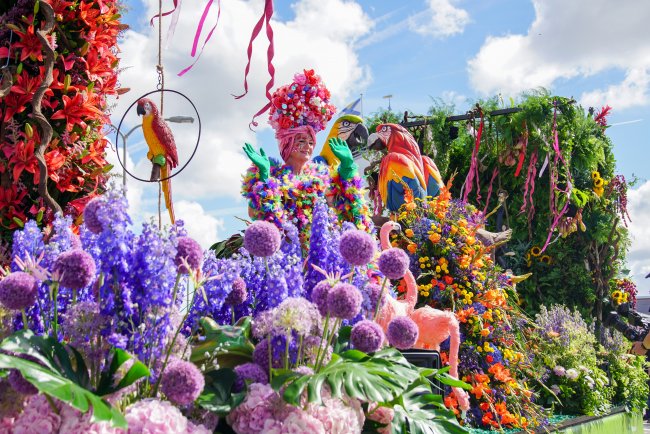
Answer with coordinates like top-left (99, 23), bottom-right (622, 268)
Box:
top-left (482, 167), bottom-right (499, 216)
top-left (519, 148), bottom-right (538, 223)
top-left (150, 0), bottom-right (178, 26)
top-left (177, 0), bottom-right (222, 77)
top-left (462, 113), bottom-right (484, 203)
top-left (232, 0), bottom-right (275, 128)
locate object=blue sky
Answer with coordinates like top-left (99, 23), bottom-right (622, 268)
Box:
top-left (110, 0), bottom-right (650, 292)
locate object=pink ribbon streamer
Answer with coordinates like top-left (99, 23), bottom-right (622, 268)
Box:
top-left (165, 0), bottom-right (183, 48)
top-left (232, 0), bottom-right (275, 128)
top-left (519, 148), bottom-right (538, 221)
top-left (482, 167), bottom-right (499, 216)
top-left (150, 0), bottom-right (178, 26)
top-left (540, 102), bottom-right (572, 253)
top-left (177, 0), bottom-right (222, 77)
top-left (462, 113), bottom-right (484, 203)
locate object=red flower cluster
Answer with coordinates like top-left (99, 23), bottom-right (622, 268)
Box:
top-left (268, 69), bottom-right (335, 133)
top-left (0, 0), bottom-right (124, 239)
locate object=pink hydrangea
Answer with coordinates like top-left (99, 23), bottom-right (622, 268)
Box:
top-left (307, 390), bottom-right (364, 434)
top-left (58, 405), bottom-right (122, 434)
top-left (226, 383), bottom-right (278, 434)
top-left (367, 403), bottom-right (394, 434)
top-left (125, 399), bottom-right (210, 434)
top-left (264, 411), bottom-right (325, 434)
top-left (11, 394), bottom-right (62, 434)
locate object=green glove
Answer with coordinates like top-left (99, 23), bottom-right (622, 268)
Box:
top-left (243, 143), bottom-right (270, 181)
top-left (329, 137), bottom-right (358, 180)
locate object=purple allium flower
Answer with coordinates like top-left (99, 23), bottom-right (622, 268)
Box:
top-left (225, 277), bottom-right (247, 306)
top-left (273, 297), bottom-right (322, 336)
top-left (339, 230), bottom-right (376, 266)
top-left (350, 320), bottom-right (384, 353)
top-left (378, 248), bottom-right (410, 280)
top-left (253, 337), bottom-right (292, 370)
top-left (327, 283), bottom-right (363, 320)
top-left (303, 335), bottom-right (332, 366)
top-left (160, 359), bottom-right (205, 405)
top-left (311, 280), bottom-right (331, 316)
top-left (7, 370), bottom-right (37, 395)
top-left (0, 271), bottom-right (37, 310)
top-left (175, 237), bottom-right (203, 274)
top-left (251, 310), bottom-right (275, 340)
top-left (233, 363), bottom-right (269, 392)
top-left (53, 250), bottom-right (96, 290)
top-left (244, 221), bottom-right (282, 257)
top-left (386, 316), bottom-right (419, 350)
top-left (364, 283), bottom-right (384, 310)
top-left (553, 366), bottom-right (566, 377)
top-left (83, 197), bottom-right (104, 234)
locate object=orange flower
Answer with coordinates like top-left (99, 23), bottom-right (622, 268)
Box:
top-left (479, 402), bottom-right (490, 411)
top-left (405, 228), bottom-right (414, 238)
top-left (465, 236), bottom-right (476, 245)
top-left (489, 363), bottom-right (514, 383)
top-left (407, 243), bottom-right (417, 254)
top-left (501, 412), bottom-right (518, 425)
top-left (457, 307), bottom-right (476, 323)
top-left (471, 382), bottom-right (489, 399)
top-left (429, 233), bottom-right (441, 243)
top-left (405, 201), bottom-right (416, 211)
top-left (443, 275), bottom-right (454, 285)
top-left (474, 373), bottom-right (490, 383)
top-left (481, 328), bottom-right (491, 337)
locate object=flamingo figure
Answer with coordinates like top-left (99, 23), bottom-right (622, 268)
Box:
top-left (377, 221), bottom-right (470, 411)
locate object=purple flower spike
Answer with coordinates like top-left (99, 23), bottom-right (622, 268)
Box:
top-left (175, 237), bottom-right (203, 274)
top-left (244, 221), bottom-right (281, 257)
top-left (310, 280), bottom-right (331, 316)
top-left (83, 197), bottom-right (104, 234)
top-left (387, 316), bottom-right (419, 350)
top-left (339, 230), bottom-right (376, 266)
top-left (378, 248), bottom-right (410, 280)
top-left (0, 271), bottom-right (37, 310)
top-left (351, 320), bottom-right (384, 353)
top-left (365, 283), bottom-right (385, 310)
top-left (327, 283), bottom-right (363, 320)
top-left (160, 359), bottom-right (205, 405)
top-left (53, 250), bottom-right (96, 290)
top-left (225, 277), bottom-right (248, 306)
top-left (233, 362), bottom-right (269, 392)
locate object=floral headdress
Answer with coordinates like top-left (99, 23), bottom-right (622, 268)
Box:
top-left (268, 69), bottom-right (336, 134)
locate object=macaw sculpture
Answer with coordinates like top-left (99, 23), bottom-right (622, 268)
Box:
top-left (315, 114), bottom-right (369, 168)
top-left (136, 98), bottom-right (178, 224)
top-left (368, 123), bottom-right (444, 212)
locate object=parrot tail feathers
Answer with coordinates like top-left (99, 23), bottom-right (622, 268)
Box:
top-left (161, 164), bottom-right (175, 224)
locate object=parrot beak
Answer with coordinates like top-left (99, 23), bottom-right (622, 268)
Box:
top-left (348, 124), bottom-right (369, 148)
top-left (367, 132), bottom-right (386, 151)
top-left (136, 104), bottom-right (146, 116)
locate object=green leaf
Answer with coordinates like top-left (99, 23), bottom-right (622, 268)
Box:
top-left (0, 354), bottom-right (127, 428)
top-left (97, 348), bottom-right (150, 396)
top-left (197, 368), bottom-right (245, 415)
top-left (191, 317), bottom-right (254, 369)
top-left (277, 348), bottom-right (420, 406)
top-left (391, 382), bottom-right (469, 434)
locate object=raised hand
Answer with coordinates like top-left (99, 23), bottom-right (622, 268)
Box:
top-left (243, 143), bottom-right (270, 181)
top-left (328, 137), bottom-right (357, 180)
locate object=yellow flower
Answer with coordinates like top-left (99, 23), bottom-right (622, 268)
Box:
top-left (405, 202), bottom-right (416, 211)
top-left (540, 255), bottom-right (552, 265)
top-left (611, 290), bottom-right (622, 300)
top-left (591, 170), bottom-right (600, 180)
top-left (405, 228), bottom-right (414, 238)
top-left (530, 246), bottom-right (542, 257)
top-left (593, 177), bottom-right (604, 188)
top-left (594, 187), bottom-right (604, 197)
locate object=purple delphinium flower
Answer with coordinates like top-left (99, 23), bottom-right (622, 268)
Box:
top-left (339, 230), bottom-right (376, 266)
top-left (0, 272), bottom-right (37, 310)
top-left (160, 359), bottom-right (205, 405)
top-left (62, 301), bottom-right (110, 367)
top-left (310, 280), bottom-right (331, 316)
top-left (11, 221), bottom-right (45, 273)
top-left (378, 248), bottom-right (410, 280)
top-left (53, 250), bottom-right (96, 290)
top-left (233, 363), bottom-right (269, 392)
top-left (363, 283), bottom-right (384, 311)
top-left (350, 320), bottom-right (384, 353)
top-left (7, 370), bottom-right (37, 395)
top-left (327, 283), bottom-right (363, 320)
top-left (225, 277), bottom-right (247, 306)
top-left (175, 237), bottom-right (203, 274)
top-left (244, 221), bottom-right (281, 257)
top-left (83, 197), bottom-right (105, 234)
top-left (252, 338), bottom-right (272, 370)
top-left (387, 316), bottom-right (419, 350)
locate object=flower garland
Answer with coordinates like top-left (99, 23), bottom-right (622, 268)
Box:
top-left (242, 160), bottom-right (372, 243)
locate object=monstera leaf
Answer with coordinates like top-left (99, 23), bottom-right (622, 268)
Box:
top-left (0, 330), bottom-right (150, 428)
top-left (275, 348), bottom-right (421, 406)
top-left (391, 382), bottom-right (468, 434)
top-left (196, 368), bottom-right (246, 415)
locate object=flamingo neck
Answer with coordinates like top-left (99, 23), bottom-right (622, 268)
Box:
top-left (379, 225), bottom-right (393, 250)
top-left (403, 269), bottom-right (418, 312)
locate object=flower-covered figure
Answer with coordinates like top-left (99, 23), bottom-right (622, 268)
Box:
top-left (242, 70), bottom-right (372, 247)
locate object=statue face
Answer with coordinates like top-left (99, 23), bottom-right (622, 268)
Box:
top-left (293, 133), bottom-right (315, 159)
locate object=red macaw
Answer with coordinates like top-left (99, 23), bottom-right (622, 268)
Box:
top-left (368, 123), bottom-right (443, 212)
top-left (136, 98), bottom-right (178, 224)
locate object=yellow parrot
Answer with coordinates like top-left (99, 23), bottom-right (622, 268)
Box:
top-left (316, 114), bottom-right (369, 168)
top-left (136, 98), bottom-right (178, 224)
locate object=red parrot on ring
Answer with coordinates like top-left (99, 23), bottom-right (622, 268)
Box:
top-left (136, 98), bottom-right (178, 224)
top-left (368, 123), bottom-right (443, 212)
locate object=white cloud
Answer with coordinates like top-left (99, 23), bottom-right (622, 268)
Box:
top-left (175, 201), bottom-right (225, 249)
top-left (110, 0), bottom-right (373, 225)
top-left (440, 90), bottom-right (467, 109)
top-left (581, 68), bottom-right (650, 110)
top-left (408, 0), bottom-right (470, 38)
top-left (467, 0), bottom-right (650, 107)
top-left (626, 180), bottom-right (650, 294)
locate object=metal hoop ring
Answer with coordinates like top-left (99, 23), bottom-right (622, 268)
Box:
top-left (114, 88), bottom-right (201, 183)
